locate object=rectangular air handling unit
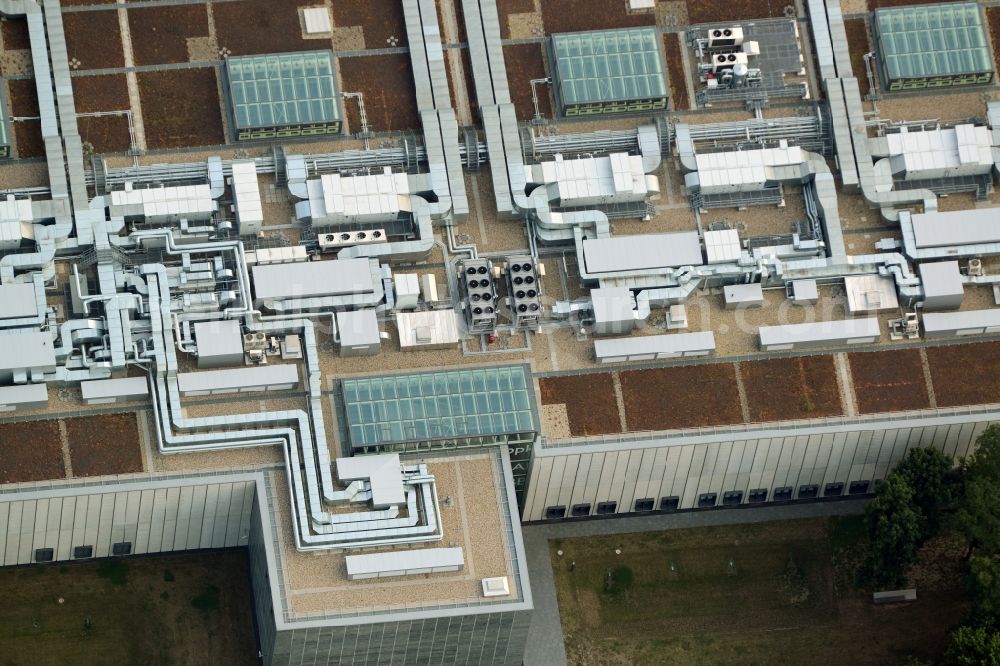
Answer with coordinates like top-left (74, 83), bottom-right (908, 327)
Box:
top-left (707, 27), bottom-right (744, 48)
top-left (317, 228), bottom-right (387, 251)
top-left (505, 255), bottom-right (542, 330)
top-left (710, 52), bottom-right (748, 73)
top-left (460, 258), bottom-right (499, 333)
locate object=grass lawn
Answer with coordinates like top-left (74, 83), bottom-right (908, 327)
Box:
top-left (552, 517), bottom-right (967, 665)
top-left (0, 550), bottom-right (257, 666)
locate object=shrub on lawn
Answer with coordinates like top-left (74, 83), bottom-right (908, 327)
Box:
top-left (602, 565), bottom-right (634, 597)
top-left (96, 560), bottom-right (129, 586)
top-left (191, 584), bottom-right (220, 611)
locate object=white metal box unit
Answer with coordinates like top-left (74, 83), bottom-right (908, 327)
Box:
top-left (396, 310), bottom-right (459, 350)
top-left (460, 258), bottom-right (498, 333)
top-left (591, 287), bottom-right (635, 336)
top-left (790, 279), bottom-right (819, 304)
top-left (704, 228), bottom-right (741, 264)
top-left (582, 231), bottom-right (703, 274)
top-left (280, 334), bottom-right (302, 360)
top-left (724, 283), bottom-right (764, 310)
top-left (594, 331), bottom-right (716, 363)
top-left (886, 125), bottom-right (993, 181)
top-left (302, 6), bottom-right (332, 34)
top-left (710, 51), bottom-right (748, 73)
top-left (108, 183), bottom-right (218, 222)
top-left (923, 309), bottom-right (1000, 338)
top-left (844, 275), bottom-right (899, 313)
top-left (296, 168), bottom-right (411, 227)
top-left (482, 576), bottom-right (511, 597)
top-left (667, 304), bottom-right (688, 329)
top-left (0, 195), bottom-right (34, 251)
top-left (0, 283), bottom-right (39, 320)
top-left (251, 258), bottom-right (376, 307)
top-left (507, 256), bottom-right (542, 329)
top-left (393, 273), bottom-right (420, 310)
top-left (919, 261), bottom-right (964, 311)
top-left (707, 26), bottom-right (744, 47)
top-left (344, 547), bottom-right (465, 581)
top-left (336, 309), bottom-right (381, 357)
top-left (0, 330), bottom-right (56, 383)
top-left (909, 208), bottom-right (1000, 250)
top-left (525, 152), bottom-right (657, 207)
top-left (194, 319), bottom-right (244, 368)
top-left (758, 317), bottom-right (881, 351)
top-left (688, 144), bottom-right (804, 195)
top-left (244, 246), bottom-right (308, 266)
top-left (230, 160), bottom-right (264, 236)
top-left (80, 377), bottom-right (150, 405)
top-left (420, 273), bottom-right (439, 303)
top-left (176, 364), bottom-right (299, 396)
top-left (0, 383), bottom-right (48, 412)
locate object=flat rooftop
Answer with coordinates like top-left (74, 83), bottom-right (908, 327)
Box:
top-left (267, 451), bottom-right (523, 622)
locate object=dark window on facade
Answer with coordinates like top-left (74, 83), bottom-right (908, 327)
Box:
top-left (849, 480), bottom-right (871, 495)
top-left (824, 482), bottom-right (844, 497)
top-left (698, 493), bottom-right (717, 508)
top-left (73, 545), bottom-right (93, 559)
top-left (798, 485), bottom-right (819, 499)
top-left (634, 498), bottom-right (655, 512)
top-left (660, 496), bottom-right (680, 511)
top-left (722, 491), bottom-right (743, 506)
top-left (748, 488), bottom-right (768, 503)
top-left (112, 541), bottom-right (132, 556)
top-left (34, 548), bottom-right (53, 563)
top-left (571, 503), bottom-right (592, 517)
top-left (545, 505), bottom-right (566, 520)
top-left (773, 486), bottom-right (793, 501)
top-left (596, 501), bottom-right (617, 515)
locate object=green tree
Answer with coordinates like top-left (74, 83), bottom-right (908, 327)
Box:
top-left (945, 625), bottom-right (1000, 666)
top-left (895, 447), bottom-right (955, 538)
top-left (955, 425), bottom-right (1000, 557)
top-left (861, 474), bottom-right (924, 588)
top-left (969, 556), bottom-right (1000, 628)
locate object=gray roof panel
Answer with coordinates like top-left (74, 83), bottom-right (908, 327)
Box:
top-left (0, 330), bottom-right (56, 371)
top-left (252, 258), bottom-right (375, 302)
top-left (912, 208), bottom-right (1000, 248)
top-left (0, 283), bottom-right (38, 319)
top-left (583, 232), bottom-right (703, 273)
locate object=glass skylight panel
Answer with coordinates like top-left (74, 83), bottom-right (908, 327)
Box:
top-left (875, 2), bottom-right (992, 80)
top-left (343, 366), bottom-right (535, 446)
top-left (227, 51), bottom-right (340, 130)
top-left (552, 27), bottom-right (666, 105)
